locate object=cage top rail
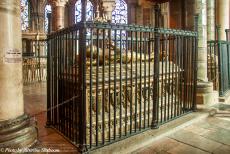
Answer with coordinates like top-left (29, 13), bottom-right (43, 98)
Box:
top-left (22, 38), bottom-right (47, 41)
top-left (47, 21), bottom-right (197, 38)
top-left (208, 40), bottom-right (230, 44)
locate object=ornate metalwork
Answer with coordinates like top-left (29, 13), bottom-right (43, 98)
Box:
top-left (47, 21), bottom-right (198, 152)
top-left (112, 0), bottom-right (127, 24)
top-left (20, 0), bottom-right (29, 31)
top-left (75, 0), bottom-right (94, 23)
top-left (45, 5), bottom-right (52, 33)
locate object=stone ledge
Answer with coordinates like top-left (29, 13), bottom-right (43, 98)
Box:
top-left (196, 90), bottom-right (218, 106)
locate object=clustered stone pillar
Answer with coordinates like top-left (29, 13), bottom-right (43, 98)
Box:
top-left (195, 0), bottom-right (218, 105)
top-left (216, 0), bottom-right (230, 40)
top-left (207, 0), bottom-right (215, 41)
top-left (30, 0), bottom-right (46, 33)
top-left (0, 0), bottom-right (37, 148)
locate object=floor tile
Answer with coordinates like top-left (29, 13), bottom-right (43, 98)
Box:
top-left (168, 130), bottom-right (222, 152)
top-left (212, 145), bottom-right (230, 154)
top-left (167, 142), bottom-right (210, 154)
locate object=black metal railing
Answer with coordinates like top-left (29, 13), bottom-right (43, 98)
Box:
top-left (207, 41), bottom-right (219, 90)
top-left (207, 40), bottom-right (230, 96)
top-left (22, 39), bottom-right (47, 84)
top-left (226, 29), bottom-right (230, 41)
top-left (46, 21), bottom-right (197, 152)
top-left (207, 28), bottom-right (230, 96)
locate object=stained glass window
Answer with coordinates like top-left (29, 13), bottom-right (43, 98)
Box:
top-left (111, 0), bottom-right (128, 48)
top-left (112, 0), bottom-right (127, 24)
top-left (20, 0), bottom-right (29, 31)
top-left (75, 0), bottom-right (94, 23)
top-left (45, 5), bottom-right (52, 33)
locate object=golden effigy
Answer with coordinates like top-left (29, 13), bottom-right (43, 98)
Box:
top-left (62, 44), bottom-right (181, 144)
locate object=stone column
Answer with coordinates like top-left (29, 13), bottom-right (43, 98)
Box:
top-left (30, 0), bottom-right (46, 33)
top-left (51, 0), bottom-right (68, 31)
top-left (127, 1), bottom-right (137, 24)
top-left (195, 0), bottom-right (218, 105)
top-left (196, 0), bottom-right (208, 81)
top-left (207, 0), bottom-right (215, 41)
top-left (0, 0), bottom-right (37, 148)
top-left (68, 0), bottom-right (77, 26)
top-left (216, 0), bottom-right (230, 40)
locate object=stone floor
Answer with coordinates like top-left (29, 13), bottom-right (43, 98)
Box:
top-left (23, 83), bottom-right (230, 154)
top-left (23, 83), bottom-right (79, 153)
top-left (132, 104), bottom-right (230, 154)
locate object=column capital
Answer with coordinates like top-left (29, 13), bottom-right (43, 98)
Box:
top-left (51, 0), bottom-right (68, 7)
top-left (101, 0), bottom-right (116, 21)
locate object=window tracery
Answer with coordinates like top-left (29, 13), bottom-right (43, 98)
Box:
top-left (45, 5), bottom-right (52, 33)
top-left (20, 0), bottom-right (29, 31)
top-left (75, 0), bottom-right (94, 23)
top-left (112, 0), bottom-right (128, 24)
top-left (111, 0), bottom-right (128, 48)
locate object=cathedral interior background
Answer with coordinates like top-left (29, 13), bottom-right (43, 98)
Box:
top-left (0, 0), bottom-right (229, 153)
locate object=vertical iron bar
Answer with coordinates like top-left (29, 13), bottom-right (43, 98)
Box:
top-left (79, 0), bottom-right (87, 150)
top-left (135, 31), bottom-right (138, 132)
top-left (102, 29), bottom-right (105, 144)
top-left (152, 4), bottom-right (160, 129)
top-left (130, 31), bottom-right (133, 134)
top-left (139, 31), bottom-right (143, 130)
top-left (89, 28), bottom-right (93, 148)
top-left (114, 29), bottom-right (117, 140)
top-left (193, 15), bottom-right (198, 111)
top-left (96, 29), bottom-right (99, 146)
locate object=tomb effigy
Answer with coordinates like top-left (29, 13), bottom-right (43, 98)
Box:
top-left (47, 2), bottom-right (197, 151)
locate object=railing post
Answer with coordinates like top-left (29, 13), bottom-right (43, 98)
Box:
top-left (151, 3), bottom-right (160, 129)
top-left (228, 42), bottom-right (230, 90)
top-left (193, 15), bottom-right (198, 111)
top-left (216, 26), bottom-right (224, 96)
top-left (227, 39), bottom-right (230, 91)
top-left (227, 29), bottom-right (230, 90)
top-left (46, 37), bottom-right (51, 127)
top-left (78, 0), bottom-right (87, 152)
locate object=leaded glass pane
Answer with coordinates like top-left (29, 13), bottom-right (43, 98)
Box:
top-left (112, 0), bottom-right (127, 24)
top-left (75, 0), bottom-right (93, 23)
top-left (112, 0), bottom-right (128, 48)
top-left (21, 0), bottom-right (29, 31)
top-left (45, 5), bottom-right (52, 33)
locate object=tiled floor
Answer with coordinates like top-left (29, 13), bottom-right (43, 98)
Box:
top-left (23, 83), bottom-right (230, 154)
top-left (23, 83), bottom-right (79, 153)
top-left (133, 105), bottom-right (230, 154)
